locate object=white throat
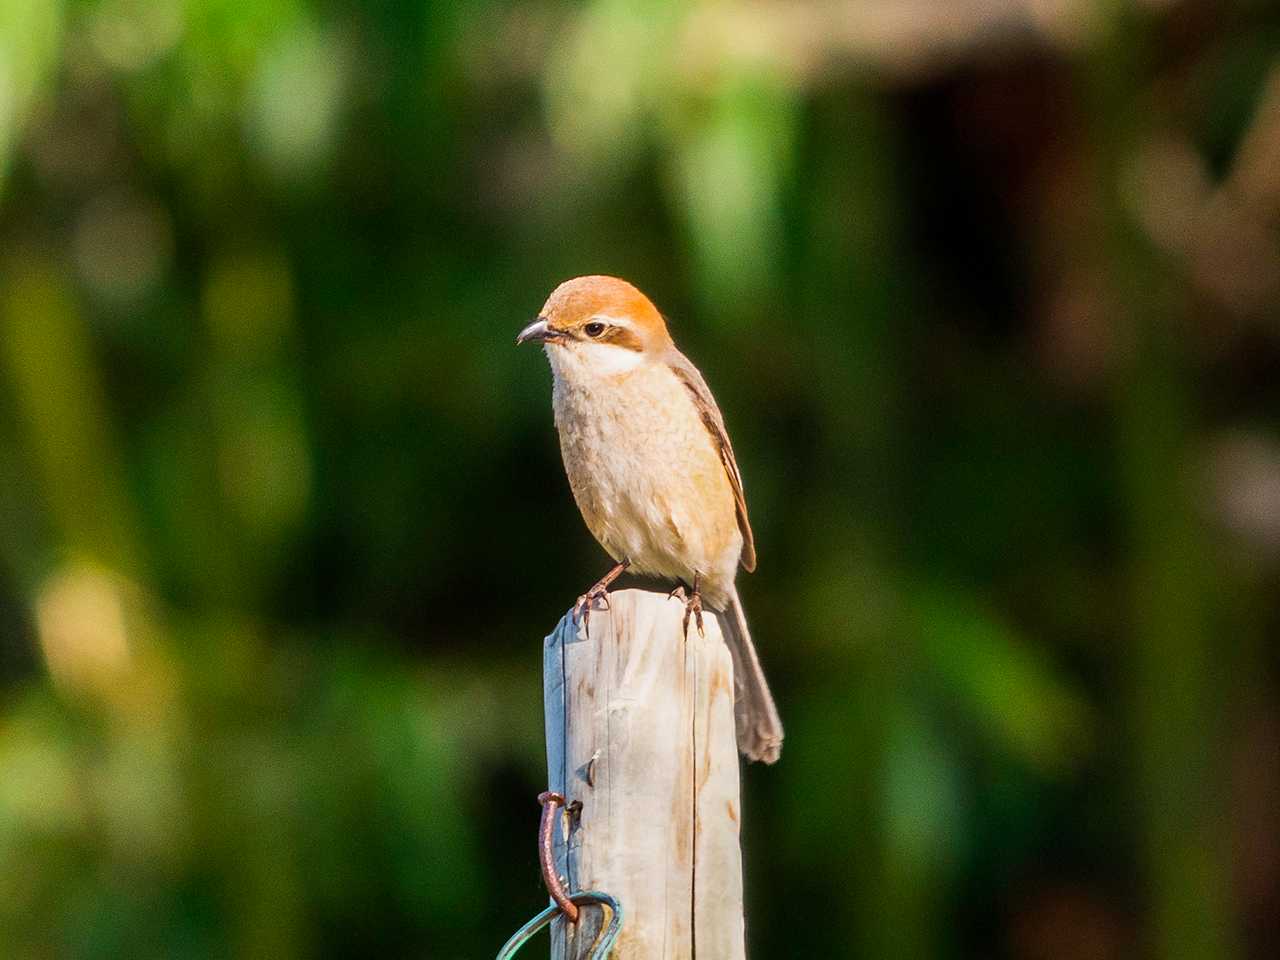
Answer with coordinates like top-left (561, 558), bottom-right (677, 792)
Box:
top-left (547, 340), bottom-right (646, 382)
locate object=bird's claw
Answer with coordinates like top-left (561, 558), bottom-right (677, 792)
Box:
top-left (674, 584), bottom-right (704, 638)
top-left (573, 585), bottom-right (611, 637)
top-left (571, 559), bottom-right (629, 638)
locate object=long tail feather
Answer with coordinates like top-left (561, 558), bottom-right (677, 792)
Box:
top-left (721, 586), bottom-right (783, 764)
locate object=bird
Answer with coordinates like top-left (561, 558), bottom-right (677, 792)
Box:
top-left (516, 275), bottom-right (783, 764)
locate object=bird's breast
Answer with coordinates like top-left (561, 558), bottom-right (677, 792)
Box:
top-left (550, 361), bottom-right (740, 595)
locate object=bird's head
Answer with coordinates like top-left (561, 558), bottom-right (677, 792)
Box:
top-left (517, 276), bottom-right (673, 378)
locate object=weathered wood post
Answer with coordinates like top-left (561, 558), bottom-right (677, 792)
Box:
top-left (543, 588), bottom-right (746, 959)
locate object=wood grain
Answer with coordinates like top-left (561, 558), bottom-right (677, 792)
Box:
top-left (543, 588), bottom-right (746, 959)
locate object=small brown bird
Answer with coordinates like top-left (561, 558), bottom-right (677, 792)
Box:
top-left (517, 275), bottom-right (783, 764)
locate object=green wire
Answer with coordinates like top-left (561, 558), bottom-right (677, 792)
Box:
top-left (494, 891), bottom-right (623, 960)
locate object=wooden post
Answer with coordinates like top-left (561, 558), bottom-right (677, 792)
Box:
top-left (543, 588), bottom-right (746, 960)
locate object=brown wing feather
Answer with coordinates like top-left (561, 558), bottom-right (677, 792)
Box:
top-left (665, 350), bottom-right (757, 572)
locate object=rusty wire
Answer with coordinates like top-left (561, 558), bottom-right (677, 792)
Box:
top-left (537, 791), bottom-right (579, 923)
top-left (492, 790), bottom-right (623, 958)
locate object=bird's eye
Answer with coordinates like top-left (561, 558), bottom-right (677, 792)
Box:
top-left (584, 321), bottom-right (606, 338)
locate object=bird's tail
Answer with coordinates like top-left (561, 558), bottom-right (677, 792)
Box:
top-left (721, 586), bottom-right (783, 764)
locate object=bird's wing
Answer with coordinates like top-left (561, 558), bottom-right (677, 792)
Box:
top-left (665, 349), bottom-right (757, 572)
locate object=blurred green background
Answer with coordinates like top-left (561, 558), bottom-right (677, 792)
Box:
top-left (1, 0), bottom-right (1278, 957)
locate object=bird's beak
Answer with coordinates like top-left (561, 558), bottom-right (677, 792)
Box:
top-left (515, 317), bottom-right (562, 346)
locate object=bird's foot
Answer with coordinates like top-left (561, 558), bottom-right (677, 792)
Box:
top-left (573, 559), bottom-right (629, 637)
top-left (573, 584), bottom-right (610, 635)
top-left (670, 576), bottom-right (704, 638)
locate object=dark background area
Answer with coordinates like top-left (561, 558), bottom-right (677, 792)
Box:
top-left (0, 1), bottom-right (1278, 957)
